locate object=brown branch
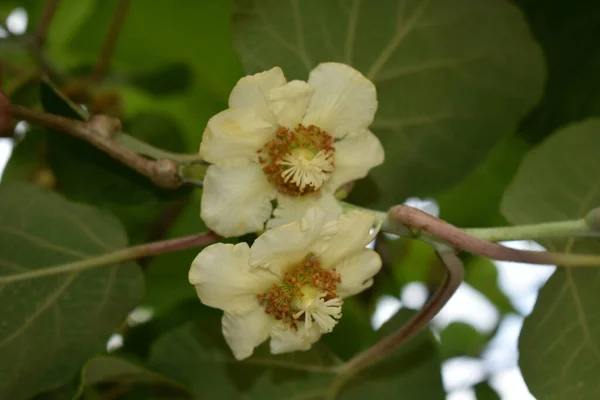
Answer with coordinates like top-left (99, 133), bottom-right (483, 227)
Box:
top-left (6, 104), bottom-right (183, 189)
top-left (341, 249), bottom-right (464, 374)
top-left (92, 0), bottom-right (131, 82)
top-left (35, 0), bottom-right (61, 46)
top-left (0, 231), bottom-right (221, 284)
top-left (130, 231), bottom-right (221, 258)
top-left (388, 205), bottom-right (588, 265)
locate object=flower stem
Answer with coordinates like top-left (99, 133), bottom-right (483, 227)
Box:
top-left (0, 231), bottom-right (220, 284)
top-left (464, 218), bottom-right (595, 242)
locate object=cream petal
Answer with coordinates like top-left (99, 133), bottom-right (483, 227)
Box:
top-left (303, 63), bottom-right (377, 137)
top-left (250, 207), bottom-right (338, 277)
top-left (269, 321), bottom-right (322, 355)
top-left (222, 307), bottom-right (274, 360)
top-left (229, 67), bottom-right (286, 125)
top-left (320, 211), bottom-right (378, 269)
top-left (201, 164), bottom-right (277, 237)
top-left (326, 130), bottom-right (384, 192)
top-left (189, 242), bottom-right (277, 314)
top-left (200, 108), bottom-right (276, 166)
top-left (267, 80), bottom-right (314, 129)
top-left (267, 192), bottom-right (342, 229)
top-left (336, 249), bottom-right (382, 298)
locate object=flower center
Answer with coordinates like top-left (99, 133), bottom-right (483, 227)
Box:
top-left (259, 124), bottom-right (335, 196)
top-left (256, 253), bottom-right (343, 332)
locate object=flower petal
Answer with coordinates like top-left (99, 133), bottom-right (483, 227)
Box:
top-left (222, 307), bottom-right (273, 360)
top-left (189, 242), bottom-right (277, 314)
top-left (336, 249), bottom-right (382, 298)
top-left (229, 67), bottom-right (286, 125)
top-left (200, 108), bottom-right (276, 166)
top-left (267, 192), bottom-right (342, 229)
top-left (250, 207), bottom-right (338, 277)
top-left (269, 321), bottom-right (322, 355)
top-left (267, 80), bottom-right (314, 129)
top-left (201, 164), bottom-right (277, 237)
top-left (326, 130), bottom-right (384, 192)
top-left (303, 63), bottom-right (377, 137)
top-left (320, 211), bottom-right (378, 268)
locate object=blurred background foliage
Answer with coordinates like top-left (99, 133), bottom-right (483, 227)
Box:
top-left (1, 0), bottom-right (600, 399)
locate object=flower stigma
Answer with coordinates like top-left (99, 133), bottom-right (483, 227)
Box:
top-left (256, 253), bottom-right (343, 333)
top-left (259, 124), bottom-right (335, 196)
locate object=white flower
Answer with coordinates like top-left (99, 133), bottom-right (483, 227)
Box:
top-left (188, 208), bottom-right (382, 360)
top-left (200, 63), bottom-right (384, 237)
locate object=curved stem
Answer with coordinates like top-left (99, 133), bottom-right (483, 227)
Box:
top-left (387, 205), bottom-right (600, 266)
top-left (341, 202), bottom-right (600, 266)
top-left (0, 231), bottom-right (220, 284)
top-left (340, 247), bottom-right (463, 375)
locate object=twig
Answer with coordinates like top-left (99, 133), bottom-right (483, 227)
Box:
top-left (35, 0), bottom-right (61, 46)
top-left (6, 103), bottom-right (183, 189)
top-left (341, 248), bottom-right (464, 374)
top-left (388, 205), bottom-right (600, 266)
top-left (0, 231), bottom-right (221, 284)
top-left (92, 0), bottom-right (131, 82)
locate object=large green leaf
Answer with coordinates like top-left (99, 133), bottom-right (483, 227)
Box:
top-left (77, 355), bottom-right (189, 397)
top-left (0, 183), bottom-right (143, 400)
top-left (515, 0), bottom-right (600, 144)
top-left (437, 134), bottom-right (530, 228)
top-left (501, 119), bottom-right (600, 399)
top-left (149, 307), bottom-right (443, 399)
top-left (233, 0), bottom-right (545, 208)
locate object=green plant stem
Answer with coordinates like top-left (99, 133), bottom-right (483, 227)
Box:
top-left (0, 231), bottom-right (220, 284)
top-left (464, 219), bottom-right (595, 242)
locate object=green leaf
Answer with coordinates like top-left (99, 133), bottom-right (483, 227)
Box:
top-left (77, 356), bottom-right (189, 395)
top-left (233, 0), bottom-right (545, 208)
top-left (515, 0), bottom-right (600, 145)
top-left (321, 297), bottom-right (376, 360)
top-left (474, 381), bottom-right (500, 400)
top-left (390, 238), bottom-right (445, 286)
top-left (0, 182), bottom-right (143, 400)
top-left (129, 63), bottom-right (194, 96)
top-left (464, 257), bottom-right (515, 315)
top-left (341, 309), bottom-right (445, 399)
top-left (149, 307), bottom-right (443, 399)
top-left (501, 118), bottom-right (600, 399)
top-left (439, 322), bottom-right (486, 359)
top-left (437, 134), bottom-right (530, 228)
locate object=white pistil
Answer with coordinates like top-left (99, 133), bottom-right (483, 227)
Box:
top-left (293, 291), bottom-right (343, 334)
top-left (280, 149), bottom-right (334, 191)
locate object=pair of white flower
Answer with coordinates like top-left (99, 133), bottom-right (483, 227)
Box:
top-left (189, 63), bottom-right (384, 360)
